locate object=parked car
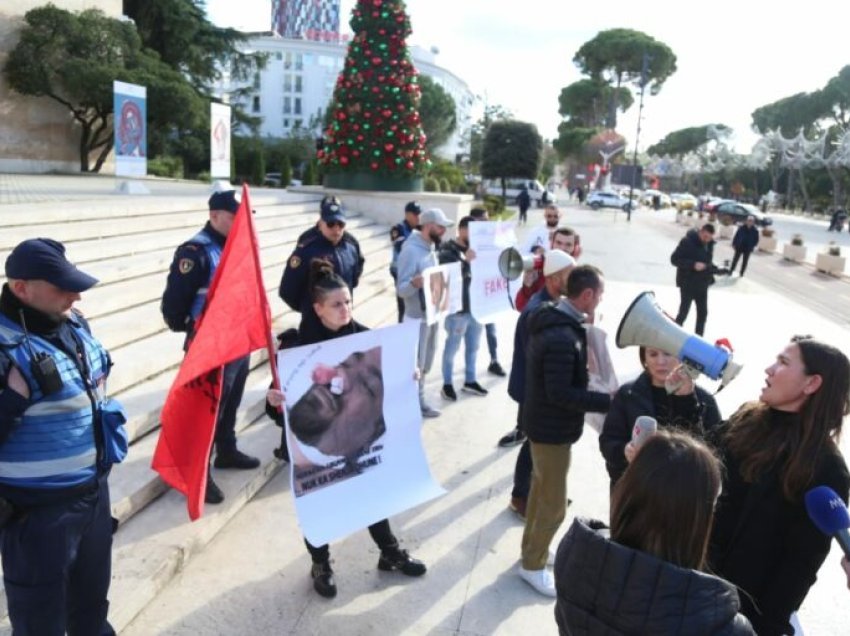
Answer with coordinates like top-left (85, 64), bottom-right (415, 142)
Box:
top-left (671, 193), bottom-right (698, 211)
top-left (586, 190), bottom-right (633, 211)
top-left (640, 189), bottom-right (672, 208)
top-left (714, 202), bottom-right (773, 227)
top-left (484, 179), bottom-right (555, 207)
top-left (703, 197), bottom-right (734, 212)
top-left (263, 173), bottom-right (301, 188)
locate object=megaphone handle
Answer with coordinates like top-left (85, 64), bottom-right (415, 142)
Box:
top-left (665, 363), bottom-right (701, 395)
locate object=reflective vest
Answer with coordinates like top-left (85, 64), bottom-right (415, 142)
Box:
top-left (0, 314), bottom-right (110, 489)
top-left (188, 230), bottom-right (222, 320)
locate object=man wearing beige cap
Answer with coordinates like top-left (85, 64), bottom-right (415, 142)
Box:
top-left (396, 208), bottom-right (454, 418)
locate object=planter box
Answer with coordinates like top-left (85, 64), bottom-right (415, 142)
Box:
top-left (675, 212), bottom-right (685, 224)
top-left (758, 236), bottom-right (777, 252)
top-left (815, 252), bottom-right (846, 276)
top-left (718, 225), bottom-right (735, 240)
top-left (782, 244), bottom-right (806, 262)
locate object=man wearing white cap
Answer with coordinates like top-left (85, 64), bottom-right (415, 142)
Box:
top-left (396, 208), bottom-right (454, 418)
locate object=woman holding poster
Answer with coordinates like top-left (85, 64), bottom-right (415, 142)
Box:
top-left (266, 261), bottom-right (426, 599)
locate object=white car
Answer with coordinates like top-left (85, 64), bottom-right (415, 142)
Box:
top-left (586, 190), bottom-right (633, 211)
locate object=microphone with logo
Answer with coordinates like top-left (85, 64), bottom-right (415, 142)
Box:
top-left (804, 485), bottom-right (850, 558)
top-left (631, 416), bottom-right (657, 451)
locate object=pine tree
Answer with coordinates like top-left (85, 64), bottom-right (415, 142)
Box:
top-left (318, 0), bottom-right (429, 181)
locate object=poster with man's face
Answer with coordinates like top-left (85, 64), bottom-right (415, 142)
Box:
top-left (278, 322), bottom-right (445, 546)
top-left (422, 262), bottom-right (462, 325)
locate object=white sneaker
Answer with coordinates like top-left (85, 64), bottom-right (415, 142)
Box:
top-left (547, 547), bottom-right (556, 567)
top-left (518, 566), bottom-right (556, 597)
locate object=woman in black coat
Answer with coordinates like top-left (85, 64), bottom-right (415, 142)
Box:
top-left (266, 262), bottom-right (426, 600)
top-left (556, 430), bottom-right (753, 635)
top-left (599, 346), bottom-right (721, 487)
top-left (709, 335), bottom-right (850, 636)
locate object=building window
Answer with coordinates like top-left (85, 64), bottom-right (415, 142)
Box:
top-left (283, 96), bottom-right (291, 114)
top-left (252, 96), bottom-right (260, 113)
top-left (284, 51), bottom-right (292, 69)
top-left (294, 76), bottom-right (302, 93)
top-left (293, 119), bottom-right (302, 129)
top-left (283, 74), bottom-right (292, 92)
top-left (275, 52), bottom-right (282, 61)
top-left (283, 118), bottom-right (290, 128)
top-left (253, 72), bottom-right (260, 90)
top-left (294, 97), bottom-right (302, 115)
top-left (295, 53), bottom-right (303, 71)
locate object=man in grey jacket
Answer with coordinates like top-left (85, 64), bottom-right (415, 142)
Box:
top-left (396, 208), bottom-right (454, 418)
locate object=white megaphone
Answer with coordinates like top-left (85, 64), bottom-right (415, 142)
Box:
top-left (616, 291), bottom-right (742, 390)
top-left (498, 247), bottom-right (543, 281)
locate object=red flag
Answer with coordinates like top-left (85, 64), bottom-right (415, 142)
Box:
top-left (152, 184), bottom-right (276, 520)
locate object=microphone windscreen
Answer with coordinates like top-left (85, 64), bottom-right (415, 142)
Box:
top-left (631, 416), bottom-right (658, 449)
top-left (805, 486), bottom-right (850, 535)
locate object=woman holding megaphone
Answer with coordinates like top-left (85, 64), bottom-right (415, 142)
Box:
top-left (709, 335), bottom-right (850, 636)
top-left (599, 346), bottom-right (721, 488)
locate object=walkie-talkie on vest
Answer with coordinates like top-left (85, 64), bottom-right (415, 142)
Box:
top-left (18, 310), bottom-right (63, 395)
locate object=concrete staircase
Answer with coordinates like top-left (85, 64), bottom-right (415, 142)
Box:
top-left (0, 188), bottom-right (399, 632)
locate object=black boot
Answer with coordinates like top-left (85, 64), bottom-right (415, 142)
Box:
top-left (377, 546), bottom-right (427, 577)
top-left (205, 475), bottom-right (224, 504)
top-left (311, 561), bottom-right (337, 598)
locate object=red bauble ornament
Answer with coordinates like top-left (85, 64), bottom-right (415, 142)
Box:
top-left (382, 109), bottom-right (392, 118)
top-left (370, 162), bottom-right (379, 170)
top-left (371, 57), bottom-right (382, 65)
top-left (384, 143), bottom-right (394, 152)
top-left (340, 156), bottom-right (349, 165)
top-left (406, 161), bottom-right (414, 170)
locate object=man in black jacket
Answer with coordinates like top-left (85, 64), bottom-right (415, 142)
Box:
top-left (671, 223), bottom-right (716, 336)
top-left (730, 215), bottom-right (759, 277)
top-left (519, 265), bottom-right (611, 597)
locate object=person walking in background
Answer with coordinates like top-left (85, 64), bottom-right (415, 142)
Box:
top-left (162, 190), bottom-right (260, 504)
top-left (280, 196), bottom-right (364, 333)
top-left (0, 239), bottom-right (125, 635)
top-left (671, 223), bottom-right (717, 336)
top-left (729, 215), bottom-right (759, 277)
top-left (709, 335), bottom-right (850, 635)
top-left (599, 346), bottom-right (721, 489)
top-left (389, 201), bottom-right (421, 322)
top-left (438, 216), bottom-right (487, 401)
top-left (396, 208), bottom-right (454, 418)
top-left (266, 262), bottom-right (426, 599)
top-left (518, 265), bottom-right (610, 596)
top-left (555, 431), bottom-right (754, 635)
top-left (516, 183), bottom-right (531, 225)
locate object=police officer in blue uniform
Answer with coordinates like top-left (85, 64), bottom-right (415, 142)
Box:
top-left (161, 190), bottom-right (260, 505)
top-left (389, 201), bottom-right (421, 322)
top-left (279, 197), bottom-right (364, 333)
top-left (0, 238), bottom-right (125, 635)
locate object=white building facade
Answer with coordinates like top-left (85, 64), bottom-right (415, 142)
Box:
top-left (234, 33), bottom-right (474, 162)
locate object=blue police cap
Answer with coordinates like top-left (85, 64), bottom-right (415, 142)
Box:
top-left (5, 238), bottom-right (98, 292)
top-left (405, 201), bottom-right (422, 214)
top-left (320, 199), bottom-right (346, 224)
top-left (208, 190), bottom-right (240, 213)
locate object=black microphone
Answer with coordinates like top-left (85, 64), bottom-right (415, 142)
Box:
top-left (804, 485), bottom-right (850, 557)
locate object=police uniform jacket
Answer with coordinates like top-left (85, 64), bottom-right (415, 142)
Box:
top-left (279, 225), bottom-right (364, 316)
top-left (161, 222), bottom-right (226, 345)
top-left (389, 219), bottom-right (416, 278)
top-left (0, 284), bottom-right (112, 507)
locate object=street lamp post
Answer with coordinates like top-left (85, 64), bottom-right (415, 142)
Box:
top-left (627, 53), bottom-right (651, 222)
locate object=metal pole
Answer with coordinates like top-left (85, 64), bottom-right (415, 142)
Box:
top-left (627, 53), bottom-right (651, 222)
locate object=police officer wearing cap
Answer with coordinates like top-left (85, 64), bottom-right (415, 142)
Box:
top-left (389, 201), bottom-right (421, 322)
top-left (279, 196), bottom-right (364, 333)
top-left (161, 190), bottom-right (260, 505)
top-left (0, 238), bottom-right (125, 634)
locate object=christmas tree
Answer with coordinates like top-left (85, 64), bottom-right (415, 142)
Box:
top-left (319, 0), bottom-right (429, 189)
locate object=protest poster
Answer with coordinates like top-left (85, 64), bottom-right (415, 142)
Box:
top-left (278, 321), bottom-right (445, 546)
top-left (210, 102), bottom-right (232, 179)
top-left (113, 81), bottom-right (146, 177)
top-left (468, 220), bottom-right (519, 323)
top-left (422, 262), bottom-right (462, 325)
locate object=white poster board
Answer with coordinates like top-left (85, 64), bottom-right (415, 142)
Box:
top-left (468, 220), bottom-right (519, 322)
top-left (210, 102), bottom-right (232, 179)
top-left (422, 262), bottom-right (462, 325)
top-left (277, 322), bottom-right (445, 546)
top-left (113, 81), bottom-right (147, 177)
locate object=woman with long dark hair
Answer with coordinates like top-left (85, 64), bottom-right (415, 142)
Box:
top-left (709, 336), bottom-right (850, 635)
top-left (266, 261), bottom-right (426, 599)
top-left (599, 346), bottom-right (721, 487)
top-left (555, 430), bottom-right (753, 634)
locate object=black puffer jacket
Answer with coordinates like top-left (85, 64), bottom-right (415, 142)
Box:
top-left (522, 301), bottom-right (610, 445)
top-left (670, 229), bottom-right (715, 291)
top-left (598, 372), bottom-right (722, 485)
top-left (555, 518), bottom-right (754, 636)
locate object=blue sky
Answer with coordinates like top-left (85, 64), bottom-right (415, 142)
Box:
top-left (205, 0), bottom-right (848, 155)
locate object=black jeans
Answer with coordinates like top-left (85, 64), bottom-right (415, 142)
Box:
top-left (305, 519), bottom-right (396, 563)
top-left (511, 404), bottom-right (532, 499)
top-left (675, 286), bottom-right (708, 336)
top-left (1, 475), bottom-right (115, 636)
top-left (730, 249), bottom-right (751, 276)
top-left (214, 355), bottom-right (250, 455)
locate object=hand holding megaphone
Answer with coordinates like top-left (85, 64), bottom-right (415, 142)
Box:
top-left (616, 291), bottom-right (742, 391)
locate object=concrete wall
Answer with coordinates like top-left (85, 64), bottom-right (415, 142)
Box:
top-left (0, 1), bottom-right (122, 173)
